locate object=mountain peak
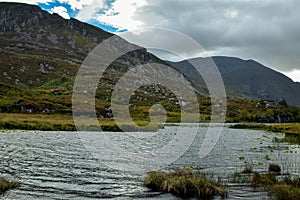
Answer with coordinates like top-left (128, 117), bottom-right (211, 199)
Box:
top-left (168, 57), bottom-right (300, 106)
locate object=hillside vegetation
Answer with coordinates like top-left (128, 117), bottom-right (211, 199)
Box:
top-left (0, 77), bottom-right (300, 131)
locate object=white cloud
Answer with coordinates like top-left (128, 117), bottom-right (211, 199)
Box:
top-left (50, 6), bottom-right (70, 19)
top-left (225, 9), bottom-right (238, 19)
top-left (57, 0), bottom-right (95, 10)
top-left (76, 0), bottom-right (104, 21)
top-left (0, 0), bottom-right (96, 10)
top-left (0, 0), bottom-right (53, 4)
top-left (283, 70), bottom-right (300, 83)
top-left (93, 0), bottom-right (147, 31)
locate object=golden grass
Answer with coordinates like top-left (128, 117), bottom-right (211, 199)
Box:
top-left (144, 170), bottom-right (227, 199)
top-left (0, 113), bottom-right (163, 131)
top-left (271, 123), bottom-right (300, 135)
top-left (0, 113), bottom-right (75, 131)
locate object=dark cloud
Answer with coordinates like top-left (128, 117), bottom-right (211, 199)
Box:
top-left (133, 0), bottom-right (300, 73)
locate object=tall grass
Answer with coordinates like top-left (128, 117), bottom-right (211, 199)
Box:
top-left (230, 123), bottom-right (300, 135)
top-left (0, 113), bottom-right (164, 132)
top-left (252, 172), bottom-right (300, 200)
top-left (144, 170), bottom-right (227, 199)
top-left (236, 163), bottom-right (300, 200)
top-left (0, 178), bottom-right (20, 195)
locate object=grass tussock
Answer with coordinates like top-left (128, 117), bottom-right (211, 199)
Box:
top-left (268, 164), bottom-right (281, 173)
top-left (0, 178), bottom-right (20, 195)
top-left (241, 167), bottom-right (254, 174)
top-left (252, 172), bottom-right (300, 200)
top-left (144, 170), bottom-right (227, 199)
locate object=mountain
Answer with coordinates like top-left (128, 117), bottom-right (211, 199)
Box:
top-left (0, 2), bottom-right (160, 88)
top-left (0, 3), bottom-right (299, 125)
top-left (0, 3), bottom-right (299, 107)
top-left (168, 57), bottom-right (300, 106)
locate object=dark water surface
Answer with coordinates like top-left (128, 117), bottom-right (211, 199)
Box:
top-left (0, 125), bottom-right (299, 199)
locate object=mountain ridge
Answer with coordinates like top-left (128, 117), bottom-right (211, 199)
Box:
top-left (167, 56), bottom-right (300, 106)
top-left (0, 2), bottom-right (299, 107)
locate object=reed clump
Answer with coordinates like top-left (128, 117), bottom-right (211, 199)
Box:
top-left (144, 170), bottom-right (227, 199)
top-left (0, 178), bottom-right (20, 195)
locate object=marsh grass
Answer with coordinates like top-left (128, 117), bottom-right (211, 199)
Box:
top-left (230, 123), bottom-right (300, 144)
top-left (0, 113), bottom-right (75, 131)
top-left (283, 133), bottom-right (300, 144)
top-left (231, 163), bottom-right (300, 199)
top-left (144, 170), bottom-right (227, 199)
top-left (0, 113), bottom-right (164, 132)
top-left (236, 163), bottom-right (299, 200)
top-left (252, 172), bottom-right (300, 200)
top-left (230, 123), bottom-right (300, 135)
top-left (241, 167), bottom-right (253, 174)
top-left (0, 178), bottom-right (20, 195)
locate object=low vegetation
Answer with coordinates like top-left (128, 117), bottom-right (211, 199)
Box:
top-left (252, 172), bottom-right (300, 200)
top-left (230, 123), bottom-right (300, 144)
top-left (229, 123), bottom-right (300, 135)
top-left (241, 166), bottom-right (253, 174)
top-left (0, 113), bottom-right (75, 131)
top-left (0, 113), bottom-right (163, 132)
top-left (0, 178), bottom-right (20, 195)
top-left (226, 99), bottom-right (300, 123)
top-left (235, 163), bottom-right (300, 200)
top-left (268, 163), bottom-right (281, 173)
top-left (1, 75), bottom-right (300, 132)
top-left (144, 170), bottom-right (227, 199)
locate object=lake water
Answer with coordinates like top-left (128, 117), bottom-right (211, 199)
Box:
top-left (1, 124), bottom-right (299, 199)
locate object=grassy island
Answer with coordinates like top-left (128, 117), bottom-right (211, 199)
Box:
top-left (144, 170), bottom-right (227, 199)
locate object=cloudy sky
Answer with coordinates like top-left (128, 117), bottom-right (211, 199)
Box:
top-left (2, 0), bottom-right (300, 82)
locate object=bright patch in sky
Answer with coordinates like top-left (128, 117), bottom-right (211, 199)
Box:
top-left (225, 9), bottom-right (238, 18)
top-left (283, 70), bottom-right (300, 83)
top-left (94, 0), bottom-right (147, 31)
top-left (50, 6), bottom-right (69, 19)
top-left (34, 0), bottom-right (139, 32)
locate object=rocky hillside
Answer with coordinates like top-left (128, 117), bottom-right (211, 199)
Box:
top-left (0, 2), bottom-right (160, 88)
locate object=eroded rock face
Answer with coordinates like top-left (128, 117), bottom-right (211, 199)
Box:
top-left (0, 3), bottom-right (112, 56)
top-left (0, 3), bottom-right (160, 88)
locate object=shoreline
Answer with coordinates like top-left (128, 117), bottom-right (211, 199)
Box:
top-left (1, 113), bottom-right (300, 134)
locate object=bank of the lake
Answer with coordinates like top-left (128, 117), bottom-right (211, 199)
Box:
top-left (230, 123), bottom-right (300, 144)
top-left (0, 113), bottom-right (163, 132)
